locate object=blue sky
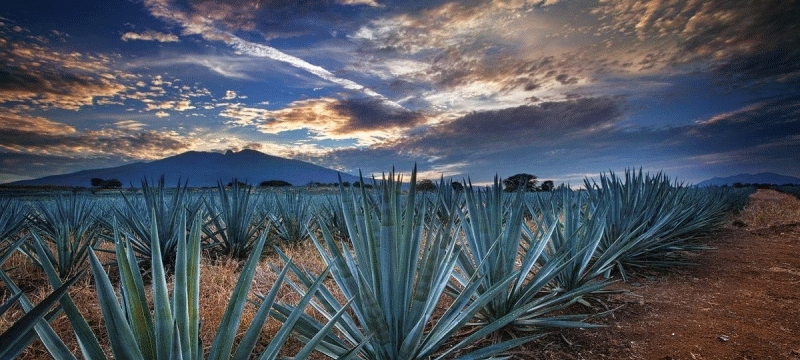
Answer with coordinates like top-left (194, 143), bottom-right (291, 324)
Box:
top-left (1, 0), bottom-right (799, 185)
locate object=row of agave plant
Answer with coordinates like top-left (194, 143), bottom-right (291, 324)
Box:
top-left (0, 168), bottom-right (753, 359)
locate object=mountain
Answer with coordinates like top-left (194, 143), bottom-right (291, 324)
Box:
top-left (3, 149), bottom-right (361, 187)
top-left (696, 172), bottom-right (800, 187)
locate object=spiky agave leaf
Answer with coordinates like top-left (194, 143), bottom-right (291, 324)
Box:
top-left (0, 233), bottom-right (83, 360)
top-left (271, 189), bottom-right (314, 245)
top-left (452, 179), bottom-right (610, 334)
top-left (25, 193), bottom-right (100, 278)
top-left (203, 180), bottom-right (267, 259)
top-left (0, 197), bottom-right (28, 244)
top-left (276, 167), bottom-right (538, 360)
top-left (584, 169), bottom-right (743, 278)
top-left (76, 205), bottom-right (332, 359)
top-left (111, 176), bottom-right (190, 270)
top-left (0, 270), bottom-right (82, 360)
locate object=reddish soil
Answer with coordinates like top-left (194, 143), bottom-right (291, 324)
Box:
top-left (522, 189), bottom-right (800, 360)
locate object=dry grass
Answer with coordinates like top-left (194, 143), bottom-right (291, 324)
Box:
top-left (7, 190), bottom-right (792, 359)
top-left (731, 189), bottom-right (800, 228)
top-left (1, 238), bottom-right (346, 359)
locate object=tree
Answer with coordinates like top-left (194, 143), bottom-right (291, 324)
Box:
top-left (104, 179), bottom-right (122, 188)
top-left (90, 178), bottom-right (122, 188)
top-left (540, 180), bottom-right (554, 192)
top-left (227, 179), bottom-right (248, 187)
top-left (259, 180), bottom-right (292, 187)
top-left (451, 181), bottom-right (464, 192)
top-left (503, 173), bottom-right (538, 192)
top-left (416, 179), bottom-right (437, 192)
top-left (353, 181), bottom-right (373, 189)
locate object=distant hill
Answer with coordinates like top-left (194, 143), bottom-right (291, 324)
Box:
top-left (697, 172), bottom-right (800, 187)
top-left (3, 150), bottom-right (361, 188)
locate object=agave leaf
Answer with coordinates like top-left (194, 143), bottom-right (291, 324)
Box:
top-left (0, 292), bottom-right (22, 315)
top-left (207, 228), bottom-right (269, 360)
top-left (88, 248), bottom-right (146, 360)
top-left (113, 224), bottom-right (156, 358)
top-left (232, 262), bottom-right (291, 360)
top-left (0, 269), bottom-right (78, 360)
top-left (31, 237), bottom-right (106, 360)
top-left (150, 208), bottom-right (174, 359)
top-left (0, 270), bottom-right (82, 360)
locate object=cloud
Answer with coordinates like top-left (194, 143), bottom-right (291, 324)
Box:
top-left (0, 113), bottom-right (192, 161)
top-left (222, 90), bottom-right (237, 100)
top-left (115, 120), bottom-right (147, 131)
top-left (593, 0), bottom-right (800, 85)
top-left (0, 112), bottom-right (76, 135)
top-left (121, 30), bottom-right (180, 42)
top-left (337, 0), bottom-right (382, 6)
top-left (306, 94), bottom-right (800, 184)
top-left (398, 97), bottom-right (624, 158)
top-left (143, 99), bottom-right (195, 112)
top-left (142, 0), bottom-right (388, 100)
top-left (155, 111), bottom-right (170, 118)
top-left (221, 96), bottom-right (424, 144)
top-left (0, 38), bottom-right (131, 110)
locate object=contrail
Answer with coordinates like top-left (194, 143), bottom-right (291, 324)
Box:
top-left (226, 36), bottom-right (384, 99)
top-left (143, 0), bottom-right (390, 103)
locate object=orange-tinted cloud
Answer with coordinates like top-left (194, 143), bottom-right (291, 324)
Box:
top-left (121, 30), bottom-right (180, 42)
top-left (221, 97), bottom-right (424, 144)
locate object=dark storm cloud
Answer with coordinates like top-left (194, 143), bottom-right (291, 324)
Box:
top-left (678, 96), bottom-right (800, 159)
top-left (221, 96), bottom-right (423, 142)
top-left (331, 97), bottom-right (424, 132)
top-left (399, 97), bottom-right (624, 156)
top-left (308, 96), bottom-right (627, 177)
top-left (168, 0), bottom-right (383, 40)
top-left (675, 1), bottom-right (800, 86)
top-left (315, 94), bottom-right (800, 182)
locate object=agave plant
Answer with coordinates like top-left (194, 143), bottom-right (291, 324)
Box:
top-left (584, 169), bottom-right (734, 277)
top-left (204, 180), bottom-right (268, 259)
top-left (26, 193), bottom-right (100, 278)
top-left (316, 194), bottom-right (346, 240)
top-left (432, 177), bottom-right (463, 225)
top-left (526, 188), bottom-right (615, 293)
top-left (0, 233), bottom-right (84, 360)
top-left (0, 197), bottom-right (28, 244)
top-left (452, 179), bottom-right (608, 334)
top-left (33, 207), bottom-right (343, 359)
top-left (271, 190), bottom-right (314, 244)
top-left (112, 176), bottom-right (191, 269)
top-left (273, 168), bottom-right (538, 360)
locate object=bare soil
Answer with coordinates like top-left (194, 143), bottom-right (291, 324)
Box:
top-left (520, 189), bottom-right (800, 360)
top-left (4, 189), bottom-right (799, 359)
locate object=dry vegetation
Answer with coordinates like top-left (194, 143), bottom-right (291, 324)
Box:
top-left (0, 240), bottom-right (336, 359)
top-left (2, 185), bottom-right (788, 359)
top-left (733, 189), bottom-right (800, 228)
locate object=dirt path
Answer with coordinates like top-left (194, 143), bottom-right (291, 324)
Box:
top-left (527, 189), bottom-right (800, 359)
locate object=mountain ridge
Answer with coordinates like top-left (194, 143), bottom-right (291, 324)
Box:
top-left (3, 150), bottom-right (361, 187)
top-left (696, 172), bottom-right (800, 187)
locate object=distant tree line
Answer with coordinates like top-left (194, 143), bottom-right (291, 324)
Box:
top-left (413, 174), bottom-right (557, 193)
top-left (90, 178), bottom-right (122, 189)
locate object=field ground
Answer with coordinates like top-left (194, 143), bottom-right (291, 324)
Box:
top-left (521, 189), bottom-right (800, 359)
top-left (3, 189), bottom-right (799, 359)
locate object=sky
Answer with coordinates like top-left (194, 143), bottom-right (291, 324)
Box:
top-left (1, 0), bottom-right (799, 186)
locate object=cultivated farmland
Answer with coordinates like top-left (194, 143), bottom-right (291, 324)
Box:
top-left (2, 169), bottom-right (797, 359)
